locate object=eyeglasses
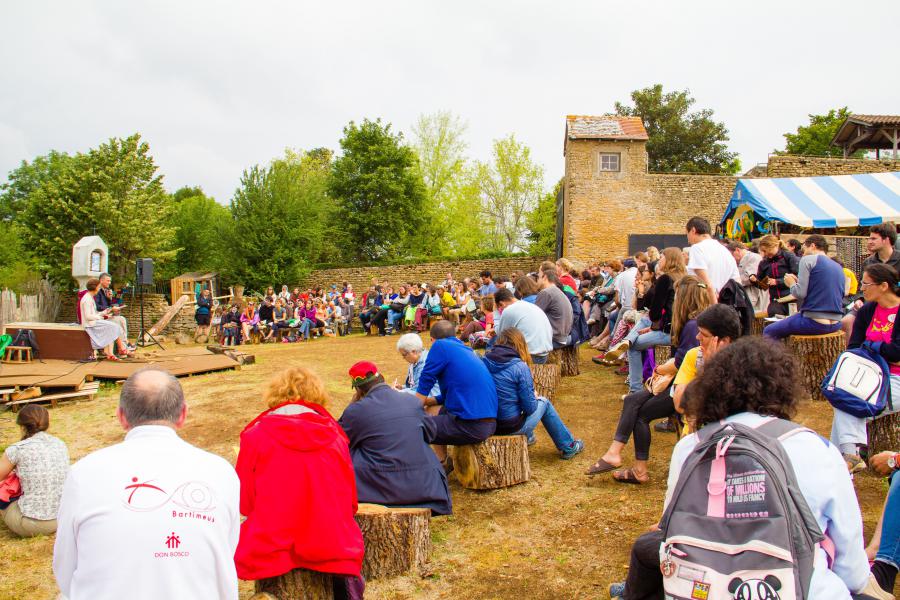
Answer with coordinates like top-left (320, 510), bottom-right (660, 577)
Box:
top-left (860, 281), bottom-right (877, 288)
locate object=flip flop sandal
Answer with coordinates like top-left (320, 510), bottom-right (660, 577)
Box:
top-left (612, 468), bottom-right (649, 485)
top-left (585, 458), bottom-right (620, 476)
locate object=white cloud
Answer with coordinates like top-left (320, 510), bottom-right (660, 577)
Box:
top-left (1, 0), bottom-right (898, 204)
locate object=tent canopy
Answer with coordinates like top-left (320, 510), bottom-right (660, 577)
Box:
top-left (721, 172), bottom-right (900, 239)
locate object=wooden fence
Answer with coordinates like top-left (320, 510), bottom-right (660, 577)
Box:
top-left (0, 280), bottom-right (61, 331)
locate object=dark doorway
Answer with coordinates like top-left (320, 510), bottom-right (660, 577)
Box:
top-left (628, 234), bottom-right (689, 256)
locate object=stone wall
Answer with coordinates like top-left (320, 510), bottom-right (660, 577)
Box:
top-left (57, 292), bottom-right (199, 338)
top-left (562, 137), bottom-right (736, 262)
top-left (299, 256), bottom-right (552, 293)
top-left (767, 155), bottom-right (900, 177)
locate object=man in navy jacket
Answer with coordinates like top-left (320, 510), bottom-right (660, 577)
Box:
top-left (340, 361), bottom-right (451, 515)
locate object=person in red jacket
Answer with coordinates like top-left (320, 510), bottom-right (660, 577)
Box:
top-left (235, 366), bottom-right (365, 599)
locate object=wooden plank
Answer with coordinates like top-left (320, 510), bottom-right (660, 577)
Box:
top-left (6, 382), bottom-right (100, 406)
top-left (148, 294), bottom-right (190, 336)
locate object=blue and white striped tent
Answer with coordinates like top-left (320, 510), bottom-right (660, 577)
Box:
top-left (721, 172), bottom-right (900, 238)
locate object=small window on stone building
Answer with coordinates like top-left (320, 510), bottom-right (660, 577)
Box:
top-left (598, 152), bottom-right (620, 172)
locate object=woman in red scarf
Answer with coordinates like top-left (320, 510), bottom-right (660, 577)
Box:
top-left (235, 366), bottom-right (364, 598)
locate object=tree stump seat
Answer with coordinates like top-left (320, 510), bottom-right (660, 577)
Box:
top-left (653, 344), bottom-right (671, 365)
top-left (786, 331), bottom-right (845, 402)
top-left (549, 346), bottom-right (580, 377)
top-left (868, 410), bottom-right (900, 456)
top-left (751, 311), bottom-right (768, 336)
top-left (254, 568), bottom-right (335, 600)
top-left (530, 363), bottom-right (560, 400)
top-left (354, 503), bottom-right (431, 580)
top-left (450, 435), bottom-right (531, 490)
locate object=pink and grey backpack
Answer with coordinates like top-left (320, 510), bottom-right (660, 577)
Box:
top-left (658, 418), bottom-right (829, 600)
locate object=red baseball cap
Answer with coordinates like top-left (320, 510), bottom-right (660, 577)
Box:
top-left (349, 361), bottom-right (380, 388)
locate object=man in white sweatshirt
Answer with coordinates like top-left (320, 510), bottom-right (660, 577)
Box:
top-left (53, 368), bottom-right (240, 600)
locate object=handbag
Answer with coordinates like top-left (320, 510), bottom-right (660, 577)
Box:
top-left (822, 341), bottom-right (892, 418)
top-left (645, 358), bottom-right (675, 395)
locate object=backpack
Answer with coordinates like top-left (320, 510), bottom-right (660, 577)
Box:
top-left (717, 279), bottom-right (754, 337)
top-left (10, 329), bottom-right (40, 360)
top-left (658, 418), bottom-right (825, 600)
top-left (821, 341), bottom-right (892, 419)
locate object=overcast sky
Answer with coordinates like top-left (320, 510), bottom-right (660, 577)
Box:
top-left (2, 0), bottom-right (898, 204)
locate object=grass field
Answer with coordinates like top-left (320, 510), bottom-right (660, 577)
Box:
top-left (0, 335), bottom-right (894, 599)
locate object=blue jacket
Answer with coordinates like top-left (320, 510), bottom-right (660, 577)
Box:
top-left (417, 337), bottom-right (498, 420)
top-left (482, 345), bottom-right (538, 421)
top-left (339, 383), bottom-right (451, 515)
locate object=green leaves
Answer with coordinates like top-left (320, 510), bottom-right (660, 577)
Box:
top-left (780, 107), bottom-right (852, 157)
top-left (615, 84), bottom-right (740, 174)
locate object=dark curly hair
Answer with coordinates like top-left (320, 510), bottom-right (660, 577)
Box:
top-left (683, 337), bottom-right (802, 428)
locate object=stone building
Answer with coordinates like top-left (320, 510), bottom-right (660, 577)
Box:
top-left (558, 114), bottom-right (900, 264)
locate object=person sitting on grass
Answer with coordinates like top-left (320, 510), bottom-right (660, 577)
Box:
top-left (609, 337), bottom-right (882, 600)
top-left (484, 328), bottom-right (584, 459)
top-left (395, 333), bottom-right (440, 398)
top-left (339, 361), bottom-right (451, 516)
top-left (235, 366), bottom-right (364, 599)
top-left (584, 276), bottom-right (713, 482)
top-left (0, 404), bottom-right (69, 538)
top-left (417, 320), bottom-right (498, 470)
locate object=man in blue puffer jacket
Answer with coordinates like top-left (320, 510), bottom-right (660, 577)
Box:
top-left (482, 329), bottom-right (584, 459)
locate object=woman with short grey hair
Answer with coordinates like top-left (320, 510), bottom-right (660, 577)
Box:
top-left (396, 334), bottom-right (440, 398)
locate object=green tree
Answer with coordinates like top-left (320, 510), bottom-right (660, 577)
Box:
top-left (526, 178), bottom-right (561, 256)
top-left (0, 221), bottom-right (38, 290)
top-left (474, 134), bottom-right (545, 253)
top-left (18, 134), bottom-right (175, 283)
top-left (167, 186), bottom-right (230, 277)
top-left (0, 150), bottom-right (73, 221)
top-left (222, 148), bottom-right (340, 289)
top-left (780, 107), bottom-right (852, 157)
top-left (615, 84), bottom-right (740, 174)
top-left (329, 119), bottom-right (427, 261)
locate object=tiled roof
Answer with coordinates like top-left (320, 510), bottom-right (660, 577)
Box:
top-left (849, 115), bottom-right (900, 127)
top-left (566, 115), bottom-right (649, 141)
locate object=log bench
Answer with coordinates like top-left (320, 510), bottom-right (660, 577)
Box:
top-left (868, 411), bottom-right (900, 456)
top-left (450, 435), bottom-right (531, 490)
top-left (549, 346), bottom-right (580, 377)
top-left (786, 330), bottom-right (845, 402)
top-left (530, 363), bottom-right (560, 401)
top-left (354, 503), bottom-right (430, 580)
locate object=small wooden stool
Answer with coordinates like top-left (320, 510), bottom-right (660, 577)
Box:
top-left (530, 363), bottom-right (561, 400)
top-left (868, 411), bottom-right (900, 456)
top-left (2, 346), bottom-right (32, 363)
top-left (786, 330), bottom-right (845, 402)
top-left (254, 568), bottom-right (334, 600)
top-left (549, 346), bottom-right (580, 376)
top-left (354, 503), bottom-right (431, 580)
top-left (751, 311), bottom-right (768, 336)
top-left (451, 435), bottom-right (531, 490)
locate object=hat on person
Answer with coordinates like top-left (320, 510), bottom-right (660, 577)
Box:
top-left (348, 361), bottom-right (380, 388)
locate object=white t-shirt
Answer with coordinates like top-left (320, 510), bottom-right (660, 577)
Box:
top-left (495, 300), bottom-right (554, 356)
top-left (666, 413), bottom-right (870, 599)
top-left (688, 238), bottom-right (741, 293)
top-left (615, 267), bottom-right (638, 309)
top-left (53, 426), bottom-right (240, 600)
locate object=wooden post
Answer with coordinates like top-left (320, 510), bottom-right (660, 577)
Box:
top-left (550, 346), bottom-right (580, 377)
top-left (354, 503), bottom-right (431, 581)
top-left (148, 294), bottom-right (190, 336)
top-left (450, 435), bottom-right (531, 490)
top-left (786, 331), bottom-right (845, 402)
top-left (255, 569), bottom-right (334, 600)
top-left (530, 363), bottom-right (560, 400)
top-left (868, 412), bottom-right (900, 456)
top-left (751, 311), bottom-right (768, 336)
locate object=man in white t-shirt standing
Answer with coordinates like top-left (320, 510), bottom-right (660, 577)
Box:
top-left (685, 217), bottom-right (740, 305)
top-left (53, 368), bottom-right (240, 600)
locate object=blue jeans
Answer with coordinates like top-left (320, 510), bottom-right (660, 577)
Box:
top-left (607, 310), bottom-right (620, 336)
top-left (763, 313), bottom-right (840, 341)
top-left (298, 318), bottom-right (314, 339)
top-left (876, 472), bottom-right (900, 568)
top-left (388, 310), bottom-right (402, 328)
top-left (532, 353), bottom-right (549, 364)
top-left (513, 397), bottom-right (575, 451)
top-left (626, 318), bottom-right (672, 392)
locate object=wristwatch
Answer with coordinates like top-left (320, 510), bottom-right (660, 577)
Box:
top-left (889, 453), bottom-right (900, 471)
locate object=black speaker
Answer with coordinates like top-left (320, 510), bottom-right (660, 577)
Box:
top-left (136, 258), bottom-right (154, 285)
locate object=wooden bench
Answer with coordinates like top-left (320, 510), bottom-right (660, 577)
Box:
top-left (2, 346), bottom-right (32, 363)
top-left (354, 503), bottom-right (430, 580)
top-left (786, 331), bottom-right (845, 402)
top-left (6, 381), bottom-right (100, 411)
top-left (530, 363), bottom-right (560, 401)
top-left (450, 435), bottom-right (531, 490)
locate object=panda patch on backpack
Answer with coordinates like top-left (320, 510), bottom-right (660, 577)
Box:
top-left (727, 575), bottom-right (781, 600)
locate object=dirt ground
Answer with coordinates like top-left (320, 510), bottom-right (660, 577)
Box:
top-left (0, 336), bottom-right (894, 599)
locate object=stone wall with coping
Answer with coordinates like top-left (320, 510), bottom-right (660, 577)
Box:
top-left (767, 155), bottom-right (900, 177)
top-left (57, 292), bottom-right (199, 337)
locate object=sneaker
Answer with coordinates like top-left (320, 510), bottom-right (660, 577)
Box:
top-left (655, 419), bottom-right (677, 433)
top-left (608, 582), bottom-right (625, 599)
top-left (615, 365), bottom-right (629, 376)
top-left (527, 434), bottom-right (536, 446)
top-left (591, 353), bottom-right (607, 365)
top-left (561, 439), bottom-right (584, 460)
top-left (844, 453), bottom-right (866, 474)
top-left (604, 340), bottom-right (630, 361)
top-left (859, 573), bottom-right (894, 600)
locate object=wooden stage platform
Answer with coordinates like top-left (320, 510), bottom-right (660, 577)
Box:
top-left (0, 347), bottom-right (241, 390)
